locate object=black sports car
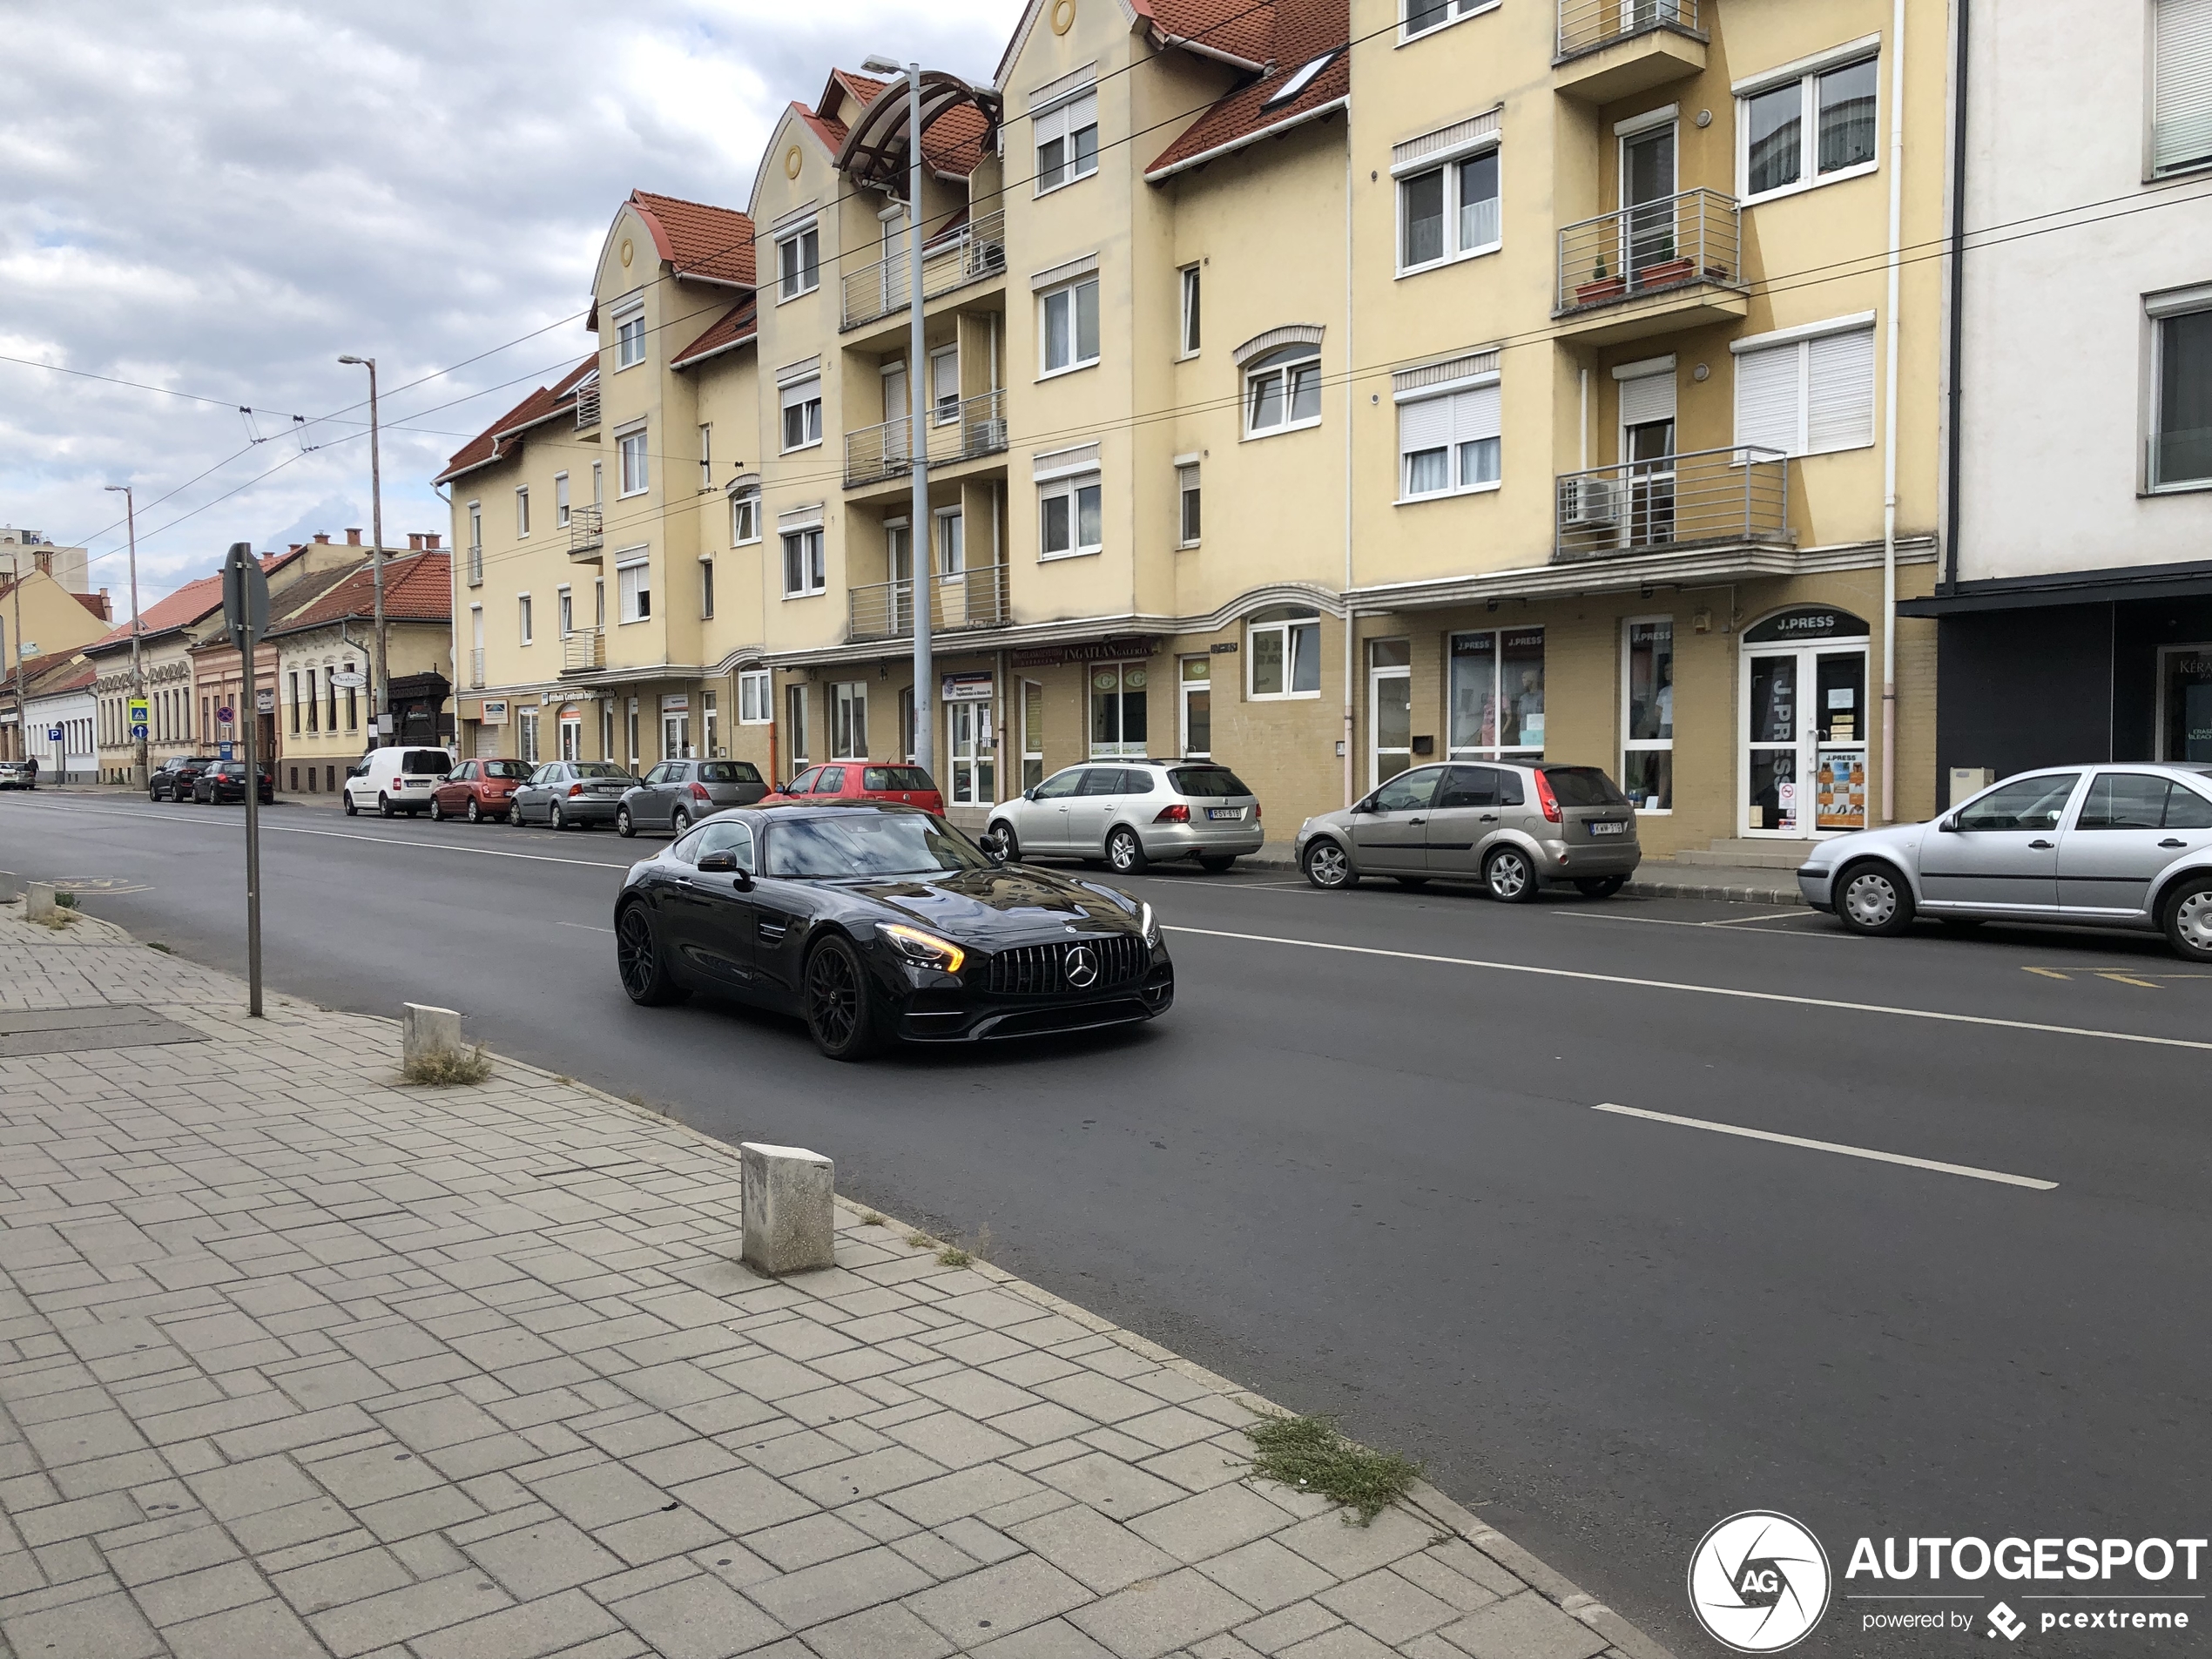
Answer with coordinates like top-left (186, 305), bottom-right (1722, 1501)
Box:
top-left (612, 803), bottom-right (1173, 1059)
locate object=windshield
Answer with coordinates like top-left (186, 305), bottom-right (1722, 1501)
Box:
top-left (765, 812), bottom-right (994, 880)
top-left (1169, 766), bottom-right (1251, 799)
top-left (1542, 765), bottom-right (1629, 807)
top-left (698, 761), bottom-right (760, 783)
top-left (481, 760), bottom-right (528, 779)
top-left (571, 762), bottom-right (629, 779)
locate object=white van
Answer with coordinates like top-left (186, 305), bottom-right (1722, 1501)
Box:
top-left (343, 747), bottom-right (455, 818)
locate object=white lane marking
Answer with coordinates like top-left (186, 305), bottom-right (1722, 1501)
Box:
top-left (1593, 1103), bottom-right (2059, 1190)
top-left (1557, 911), bottom-right (1838, 938)
top-left (1162, 923), bottom-right (2212, 1052)
top-left (3, 800), bottom-right (634, 872)
top-left (556, 921), bottom-right (616, 934)
top-left (1703, 907), bottom-right (1815, 925)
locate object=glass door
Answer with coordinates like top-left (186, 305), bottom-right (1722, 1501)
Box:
top-left (1622, 123), bottom-right (1677, 288)
top-left (1368, 639), bottom-right (1413, 789)
top-left (946, 700), bottom-right (994, 806)
top-left (2159, 644), bottom-right (2212, 761)
top-left (1744, 651), bottom-right (1800, 834)
top-left (1811, 651), bottom-right (1868, 833)
top-left (1021, 680), bottom-right (1045, 789)
top-left (662, 711), bottom-right (691, 760)
top-left (1741, 644), bottom-right (1869, 836)
top-left (1089, 664), bottom-right (1149, 759)
top-left (1179, 658), bottom-right (1211, 757)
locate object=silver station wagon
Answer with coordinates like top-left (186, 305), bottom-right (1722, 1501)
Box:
top-left (1798, 764), bottom-right (2212, 959)
top-left (985, 760), bottom-right (1264, 874)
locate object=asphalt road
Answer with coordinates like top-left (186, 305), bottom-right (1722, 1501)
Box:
top-left (4, 789), bottom-right (2209, 1656)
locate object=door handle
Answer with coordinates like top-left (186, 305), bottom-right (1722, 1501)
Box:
top-left (1480, 813), bottom-right (1499, 822)
top-left (2161, 838), bottom-right (2186, 848)
top-left (2028, 839), bottom-right (2054, 849)
top-left (1408, 817), bottom-right (1426, 826)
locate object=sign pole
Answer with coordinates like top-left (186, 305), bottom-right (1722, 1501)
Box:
top-left (223, 544), bottom-right (269, 1019)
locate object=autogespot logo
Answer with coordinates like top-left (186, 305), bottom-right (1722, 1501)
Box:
top-left (1689, 1511), bottom-right (1833, 1653)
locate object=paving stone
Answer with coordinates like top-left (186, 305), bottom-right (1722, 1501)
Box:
top-left (593, 1502), bottom-right (725, 1566)
top-left (800, 1599), bottom-right (958, 1659)
top-left (1037, 1453), bottom-right (1188, 1521)
top-left (1066, 1565), bottom-right (1259, 1659)
top-left (745, 1510), bottom-right (874, 1571)
top-left (1279, 1623), bottom-right (1399, 1659)
top-left (411, 1586), bottom-right (625, 1659)
top-left (1197, 1537), bottom-right (1339, 1615)
top-left (529, 1460), bottom-right (668, 1529)
top-left (1009, 1501), bottom-right (1179, 1595)
top-left (269, 1543), bottom-right (413, 1615)
top-left (1275, 1507), bottom-right (1432, 1582)
top-left (744, 1541), bottom-right (933, 1629)
top-left (185, 1453), bottom-right (321, 1520)
top-left (607, 1573), bottom-right (786, 1659)
top-left (1434, 1591), bottom-right (1607, 1659)
top-left (1315, 1568), bottom-right (1458, 1645)
top-left (102, 1520), bottom-right (243, 1587)
top-left (668, 1465), bottom-right (814, 1535)
top-left (462, 1516), bottom-right (624, 1597)
top-left (909, 1552), bottom-right (1094, 1644)
top-left (1130, 1484), bottom-right (1291, 1564)
top-left (969, 1617), bottom-right (1122, 1658)
top-left (1390, 1551), bottom-right (1507, 1615)
top-left (886, 1409), bottom-right (1027, 1471)
top-left (1, 1588), bottom-right (165, 1659)
top-left (884, 1463), bottom-right (1042, 1527)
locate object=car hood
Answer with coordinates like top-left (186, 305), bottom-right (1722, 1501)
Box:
top-left (832, 866), bottom-right (1141, 946)
top-left (1798, 819), bottom-right (1932, 867)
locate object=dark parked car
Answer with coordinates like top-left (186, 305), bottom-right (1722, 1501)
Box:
top-left (510, 760), bottom-right (639, 829)
top-left (613, 802), bottom-right (1174, 1059)
top-left (151, 756), bottom-right (219, 801)
top-left (192, 759), bottom-right (274, 804)
top-left (617, 759), bottom-right (770, 838)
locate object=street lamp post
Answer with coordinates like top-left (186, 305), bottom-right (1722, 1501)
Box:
top-left (103, 485), bottom-right (147, 786)
top-left (337, 355), bottom-right (388, 747)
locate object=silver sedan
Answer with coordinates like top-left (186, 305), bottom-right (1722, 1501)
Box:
top-left (1797, 763), bottom-right (2212, 959)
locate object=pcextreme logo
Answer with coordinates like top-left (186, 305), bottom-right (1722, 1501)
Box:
top-left (1689, 1511), bottom-right (1833, 1652)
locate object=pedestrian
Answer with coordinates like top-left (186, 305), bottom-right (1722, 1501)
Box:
top-left (23, 753), bottom-right (37, 790)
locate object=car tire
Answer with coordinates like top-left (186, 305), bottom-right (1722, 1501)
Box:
top-left (466, 799), bottom-right (482, 824)
top-left (616, 807), bottom-right (636, 839)
top-left (1301, 838), bottom-right (1356, 890)
top-left (2162, 876), bottom-right (2212, 963)
top-left (805, 934), bottom-right (881, 1061)
top-left (342, 790), bottom-right (357, 817)
top-left (1198, 854), bottom-right (1234, 873)
top-left (990, 822), bottom-right (1021, 861)
top-left (1107, 826), bottom-right (1149, 876)
top-left (1835, 859), bottom-right (1916, 936)
top-left (378, 792), bottom-right (395, 819)
top-left (429, 796), bottom-right (446, 822)
top-left (1575, 875), bottom-right (1628, 899)
top-left (1395, 876), bottom-right (1429, 890)
top-left (1484, 846), bottom-right (1540, 904)
top-left (670, 808), bottom-right (691, 836)
top-left (615, 902), bottom-right (686, 1006)
top-left (550, 802), bottom-right (569, 832)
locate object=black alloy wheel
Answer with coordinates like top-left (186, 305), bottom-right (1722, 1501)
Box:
top-left (1301, 838), bottom-right (1355, 890)
top-left (615, 904), bottom-right (685, 1005)
top-left (1575, 875), bottom-right (1628, 899)
top-left (1484, 846), bottom-right (1540, 904)
top-left (1107, 826), bottom-right (1149, 875)
top-left (1835, 860), bottom-right (1916, 936)
top-left (616, 807), bottom-right (636, 838)
top-left (804, 934), bottom-right (879, 1061)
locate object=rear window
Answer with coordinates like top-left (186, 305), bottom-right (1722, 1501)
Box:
top-left (1541, 765), bottom-right (1629, 807)
top-left (401, 750), bottom-right (453, 774)
top-left (571, 762), bottom-right (627, 779)
top-left (1169, 766), bottom-right (1251, 799)
top-left (863, 766), bottom-right (934, 792)
top-left (698, 761), bottom-right (760, 784)
top-left (482, 760), bottom-right (528, 779)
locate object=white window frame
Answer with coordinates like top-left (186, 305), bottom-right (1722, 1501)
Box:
top-left (738, 669), bottom-right (772, 725)
top-left (1039, 275), bottom-right (1101, 379)
top-left (781, 523), bottom-right (826, 598)
top-left (517, 593), bottom-right (533, 646)
top-left (613, 299), bottom-right (647, 369)
top-left (1399, 0), bottom-right (1500, 46)
top-left (1033, 86), bottom-right (1099, 195)
top-left (1038, 471), bottom-right (1103, 562)
top-left (934, 504), bottom-right (966, 575)
top-left (1730, 314), bottom-right (1878, 459)
top-left (776, 220), bottom-right (819, 300)
top-left (616, 553), bottom-right (651, 624)
top-left (1248, 610), bottom-right (1324, 700)
top-left (2153, 0), bottom-right (2212, 179)
top-left (930, 346), bottom-right (961, 425)
top-left (699, 556), bottom-right (715, 619)
top-left (1395, 373), bottom-right (1503, 502)
top-left (1244, 344), bottom-right (1324, 439)
top-left (1177, 460), bottom-right (1202, 547)
top-left (1621, 615), bottom-right (1675, 814)
top-left (828, 681), bottom-right (868, 760)
top-left (2149, 287), bottom-right (2212, 491)
top-left (590, 460), bottom-right (604, 506)
top-left (554, 471), bottom-right (570, 528)
top-left (731, 487), bottom-right (761, 544)
top-left (515, 486), bottom-right (530, 538)
top-left (779, 377), bottom-right (824, 452)
top-left (698, 423), bottom-right (712, 490)
top-left (617, 426), bottom-right (649, 496)
top-left (556, 585), bottom-right (573, 638)
top-left (1735, 39), bottom-right (1883, 206)
top-left (1393, 140), bottom-right (1502, 276)
top-left (1178, 265), bottom-right (1202, 357)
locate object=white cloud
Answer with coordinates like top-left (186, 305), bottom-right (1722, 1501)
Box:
top-left (0, 0), bottom-right (1014, 606)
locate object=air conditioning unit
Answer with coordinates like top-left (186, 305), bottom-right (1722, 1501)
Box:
top-left (1561, 475), bottom-right (1622, 529)
top-left (968, 418), bottom-right (1009, 452)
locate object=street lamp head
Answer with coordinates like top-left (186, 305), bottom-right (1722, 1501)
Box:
top-left (337, 354), bottom-right (368, 366)
top-left (860, 54), bottom-right (903, 75)
top-left (104, 485), bottom-right (126, 494)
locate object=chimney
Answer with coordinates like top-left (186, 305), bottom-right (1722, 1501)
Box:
top-left (314, 533), bottom-right (331, 544)
top-left (408, 533), bottom-right (424, 552)
top-left (290, 542), bottom-right (306, 555)
top-left (425, 532), bottom-right (442, 550)
top-left (346, 528), bottom-right (362, 546)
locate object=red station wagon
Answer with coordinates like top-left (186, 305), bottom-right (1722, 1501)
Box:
top-left (759, 763), bottom-right (945, 814)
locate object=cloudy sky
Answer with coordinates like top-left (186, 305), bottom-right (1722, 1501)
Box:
top-left (2, 0), bottom-right (1013, 610)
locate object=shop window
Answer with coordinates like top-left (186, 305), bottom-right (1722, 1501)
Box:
top-left (2150, 297), bottom-right (2212, 489)
top-left (1089, 664), bottom-right (1149, 758)
top-left (2160, 644), bottom-right (2212, 761)
top-left (1622, 617), bottom-right (1674, 811)
top-left (1249, 606), bottom-right (1322, 698)
top-left (1449, 628), bottom-right (1545, 759)
top-left (1022, 680), bottom-right (1046, 789)
top-left (1180, 657), bottom-right (1211, 757)
top-left (1741, 51), bottom-right (1879, 202)
top-left (830, 682), bottom-right (867, 759)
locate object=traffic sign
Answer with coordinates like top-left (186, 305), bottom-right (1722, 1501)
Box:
top-left (127, 698), bottom-right (148, 726)
top-left (255, 688), bottom-right (275, 714)
top-left (130, 724), bottom-right (147, 740)
top-left (222, 543), bottom-right (269, 648)
top-left (216, 706), bottom-right (235, 725)
top-left (219, 742), bottom-right (234, 760)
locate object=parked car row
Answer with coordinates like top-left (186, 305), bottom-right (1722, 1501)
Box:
top-left (148, 754), bottom-right (273, 803)
top-left (0, 759), bottom-right (37, 790)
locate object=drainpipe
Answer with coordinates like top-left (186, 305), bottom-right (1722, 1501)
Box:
top-left (1880, 0), bottom-right (1907, 824)
top-left (1943, 0), bottom-right (1971, 597)
top-left (1341, 91), bottom-right (1357, 809)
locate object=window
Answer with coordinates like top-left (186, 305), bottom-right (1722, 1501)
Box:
top-left (1449, 628), bottom-right (1545, 758)
top-left (2076, 773), bottom-right (2212, 829)
top-left (555, 472), bottom-right (570, 528)
top-left (2155, 0), bottom-right (2212, 176)
top-left (1249, 606), bottom-right (1322, 698)
top-left (782, 527), bottom-right (826, 597)
top-left (618, 428), bottom-right (647, 496)
top-left (1039, 473), bottom-right (1103, 560)
top-left (777, 222), bottom-right (819, 299)
top-left (1179, 266), bottom-right (1202, 355)
top-left (557, 588), bottom-right (573, 638)
top-left (1399, 380), bottom-right (1501, 498)
top-left (934, 507), bottom-right (965, 574)
top-left (1022, 680), bottom-right (1045, 789)
top-left (615, 305), bottom-right (646, 368)
top-left (1741, 52), bottom-right (1878, 201)
top-left (594, 578), bottom-right (605, 628)
top-left (830, 682), bottom-right (867, 759)
top-left (1954, 773), bottom-right (2079, 832)
top-left (1041, 276), bottom-right (1101, 374)
top-left (287, 671), bottom-right (300, 734)
top-left (1245, 344), bottom-right (1322, 436)
top-left (731, 486), bottom-right (761, 543)
top-left (1177, 463), bottom-right (1202, 546)
top-left (518, 594), bottom-right (534, 645)
top-left (780, 377), bottom-right (823, 450)
top-left (1089, 664), bottom-right (1149, 758)
top-left (1034, 88), bottom-right (1098, 192)
top-left (1734, 320), bottom-right (1877, 457)
top-left (1402, 0), bottom-right (1496, 39)
top-left (515, 487), bottom-right (530, 536)
top-left (519, 710), bottom-right (541, 765)
top-left (2151, 297), bottom-right (2212, 489)
top-left (591, 461), bottom-right (603, 506)
top-left (617, 557), bottom-right (651, 624)
top-left (2159, 645), bottom-right (2212, 759)
top-left (1622, 617), bottom-right (1674, 811)
top-left (931, 347), bottom-right (961, 423)
top-left (306, 668), bottom-right (319, 732)
top-left (738, 669), bottom-right (772, 725)
top-left (699, 557), bottom-right (715, 619)
top-left (1399, 148), bottom-right (1500, 272)
top-left (698, 423), bottom-right (712, 489)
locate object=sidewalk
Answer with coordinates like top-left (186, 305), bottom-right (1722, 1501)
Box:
top-left (0, 900), bottom-right (1673, 1659)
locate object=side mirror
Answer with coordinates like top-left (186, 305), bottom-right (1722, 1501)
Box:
top-left (1938, 815), bottom-right (1959, 833)
top-left (697, 849), bottom-right (738, 873)
top-left (1022, 787), bottom-right (1038, 802)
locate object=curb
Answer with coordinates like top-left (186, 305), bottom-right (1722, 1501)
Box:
top-left (1623, 875), bottom-right (1805, 906)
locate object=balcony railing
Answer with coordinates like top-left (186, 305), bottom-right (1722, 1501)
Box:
top-left (1554, 445), bottom-right (1790, 561)
top-left (465, 543), bottom-right (483, 587)
top-left (848, 563), bottom-right (1010, 642)
top-left (562, 629), bottom-right (604, 672)
top-left (574, 380), bottom-right (600, 429)
top-left (840, 210), bottom-right (1008, 332)
top-left (844, 388), bottom-right (1008, 489)
top-left (569, 505), bottom-right (604, 556)
top-left (1556, 187), bottom-right (1741, 314)
top-left (1557, 0), bottom-right (1699, 59)
top-left (469, 649), bottom-right (485, 689)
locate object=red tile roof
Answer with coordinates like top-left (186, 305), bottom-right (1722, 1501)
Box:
top-left (792, 100), bottom-right (851, 155)
top-left (1136, 0), bottom-right (1277, 69)
top-left (628, 191), bottom-right (755, 288)
top-left (434, 359), bottom-right (597, 486)
top-left (671, 297), bottom-right (759, 369)
top-left (1145, 0), bottom-right (1348, 180)
top-left (266, 552), bottom-right (451, 637)
top-left (87, 570), bottom-right (227, 651)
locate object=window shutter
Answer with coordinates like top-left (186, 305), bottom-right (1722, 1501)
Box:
top-left (2155, 0), bottom-right (2212, 174)
top-left (1452, 383), bottom-right (1501, 443)
top-left (1068, 91), bottom-right (1098, 133)
top-left (1399, 394), bottom-right (1453, 455)
top-left (1735, 343), bottom-right (1803, 455)
top-left (1618, 370), bottom-right (1676, 430)
top-left (1034, 101), bottom-right (1067, 150)
top-left (779, 376), bottom-right (819, 414)
top-left (1806, 327), bottom-right (1876, 452)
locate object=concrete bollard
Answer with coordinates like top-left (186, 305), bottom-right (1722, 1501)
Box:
top-left (401, 1003), bottom-right (464, 1064)
top-left (24, 882), bottom-right (57, 921)
top-left (740, 1143), bottom-right (836, 1275)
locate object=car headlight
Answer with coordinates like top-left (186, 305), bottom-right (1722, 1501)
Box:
top-left (1139, 902), bottom-right (1162, 946)
top-left (876, 922), bottom-right (965, 974)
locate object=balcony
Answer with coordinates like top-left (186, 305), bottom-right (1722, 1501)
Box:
top-left (845, 388), bottom-right (1008, 489)
top-left (848, 563), bottom-right (1010, 643)
top-left (574, 379), bottom-right (601, 430)
top-left (465, 543), bottom-right (483, 587)
top-left (1554, 188), bottom-right (1748, 343)
top-left (840, 211), bottom-right (1008, 333)
top-left (568, 505), bottom-right (604, 558)
top-left (1554, 446), bottom-right (1791, 563)
top-left (561, 629), bottom-right (605, 672)
top-left (469, 649), bottom-right (485, 689)
top-left (1555, 0), bottom-right (1706, 101)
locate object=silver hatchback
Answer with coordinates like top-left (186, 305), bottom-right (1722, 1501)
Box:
top-left (986, 760), bottom-right (1264, 875)
top-left (1295, 761), bottom-right (1642, 900)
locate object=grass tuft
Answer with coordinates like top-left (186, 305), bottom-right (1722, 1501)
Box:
top-left (401, 1045), bottom-right (494, 1087)
top-left (53, 891), bottom-right (78, 910)
top-left (145, 941), bottom-right (173, 954)
top-left (860, 1211), bottom-right (886, 1226)
top-left (1245, 1414), bottom-right (1422, 1527)
top-left (904, 1232), bottom-right (934, 1249)
top-left (28, 909), bottom-right (75, 931)
top-left (935, 1247), bottom-right (972, 1268)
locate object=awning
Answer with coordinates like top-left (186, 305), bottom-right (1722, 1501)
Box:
top-left (1898, 560), bottom-right (2212, 616)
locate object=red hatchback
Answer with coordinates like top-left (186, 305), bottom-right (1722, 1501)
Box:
top-left (761, 762), bottom-right (945, 813)
top-left (429, 758), bottom-right (531, 823)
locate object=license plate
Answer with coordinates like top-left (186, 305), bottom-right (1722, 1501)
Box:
top-left (1588, 820), bottom-right (1627, 836)
top-left (1207, 808), bottom-right (1242, 820)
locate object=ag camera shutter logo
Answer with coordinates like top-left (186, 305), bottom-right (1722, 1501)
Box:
top-left (1689, 1511), bottom-right (1831, 1652)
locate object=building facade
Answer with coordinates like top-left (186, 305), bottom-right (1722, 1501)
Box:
top-left (444, 0), bottom-right (1953, 850)
top-left (21, 658), bottom-right (98, 782)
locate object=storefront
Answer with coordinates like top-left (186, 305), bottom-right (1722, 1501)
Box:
top-left (1738, 605), bottom-right (1870, 840)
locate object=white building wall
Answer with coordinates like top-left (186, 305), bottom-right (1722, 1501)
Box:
top-left (24, 689), bottom-right (97, 781)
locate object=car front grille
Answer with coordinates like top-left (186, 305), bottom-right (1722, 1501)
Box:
top-left (984, 934), bottom-right (1148, 997)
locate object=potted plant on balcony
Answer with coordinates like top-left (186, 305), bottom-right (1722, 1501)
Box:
top-left (1636, 243), bottom-right (1696, 289)
top-left (1575, 253), bottom-right (1626, 307)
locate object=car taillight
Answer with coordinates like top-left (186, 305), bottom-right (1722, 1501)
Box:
top-left (568, 783), bottom-right (584, 798)
top-left (689, 782), bottom-right (711, 800)
top-left (1154, 804), bottom-right (1190, 823)
top-left (1532, 769), bottom-right (1562, 825)
top-left (1254, 803), bottom-right (1262, 820)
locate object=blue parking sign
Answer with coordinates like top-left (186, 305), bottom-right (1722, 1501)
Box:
top-left (47, 727), bottom-right (64, 742)
top-left (219, 742), bottom-right (234, 761)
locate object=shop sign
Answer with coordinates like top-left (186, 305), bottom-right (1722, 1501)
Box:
top-left (1210, 641), bottom-right (1239, 654)
top-left (941, 671), bottom-right (994, 702)
top-left (329, 670), bottom-right (366, 689)
top-left (480, 698), bottom-right (509, 725)
top-left (1012, 647), bottom-right (1063, 668)
top-left (559, 705), bottom-right (582, 722)
top-left (661, 695), bottom-right (689, 712)
top-left (255, 689), bottom-right (276, 714)
top-left (1744, 606), bottom-right (1870, 644)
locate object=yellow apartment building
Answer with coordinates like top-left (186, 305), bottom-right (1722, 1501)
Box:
top-left (441, 0), bottom-right (1949, 856)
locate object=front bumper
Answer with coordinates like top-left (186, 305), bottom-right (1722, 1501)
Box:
top-left (1797, 864), bottom-right (1837, 912)
top-left (890, 942), bottom-right (1175, 1042)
